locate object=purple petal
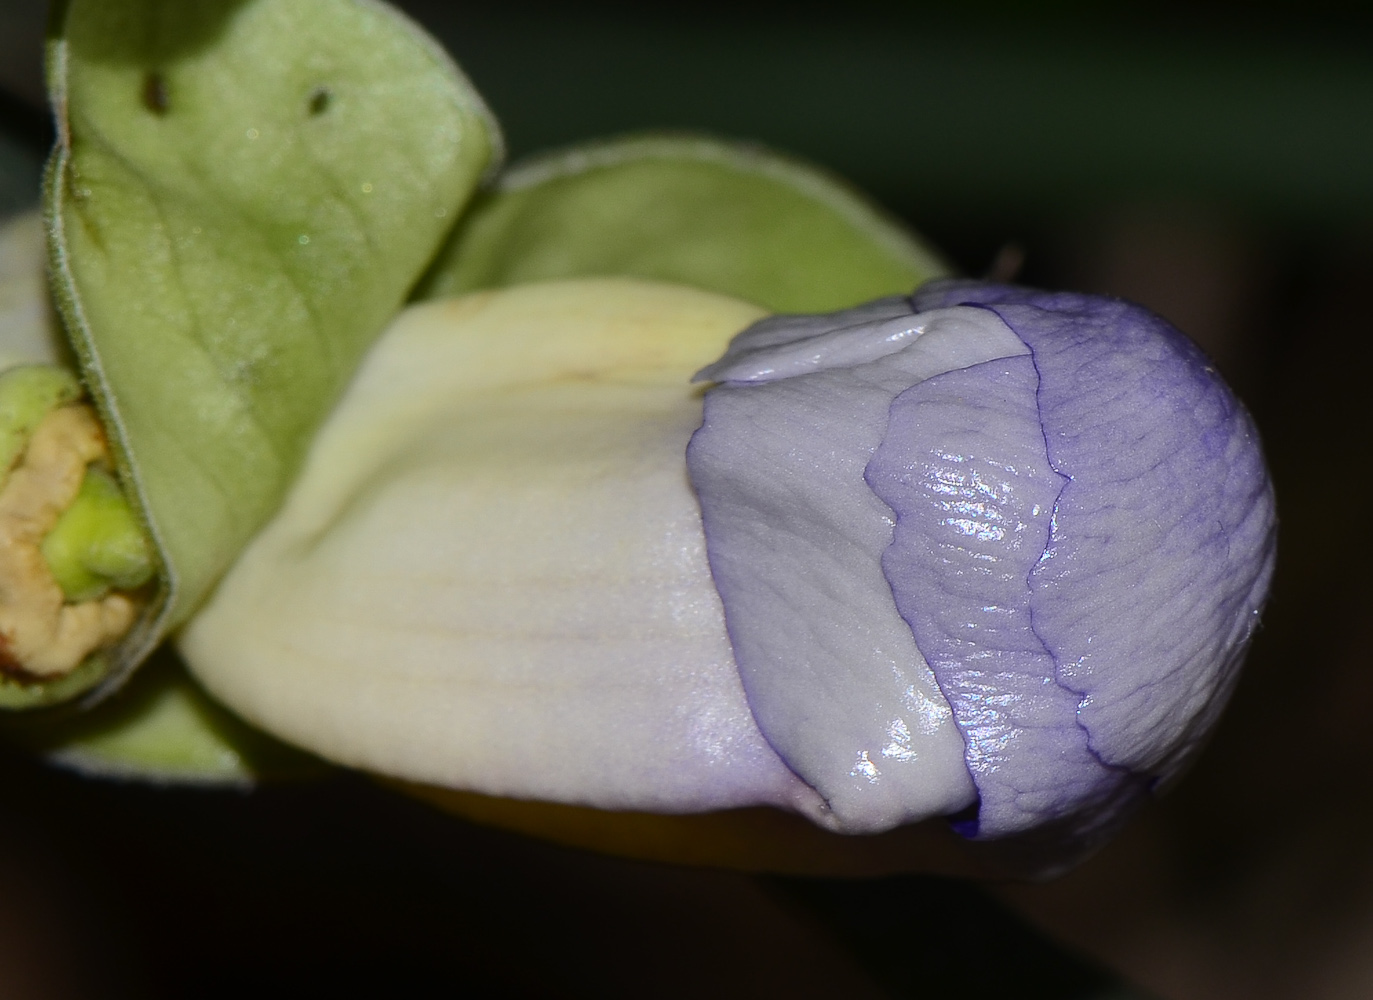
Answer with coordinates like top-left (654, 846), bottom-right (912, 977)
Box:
top-left (905, 279), bottom-right (1276, 810)
top-left (866, 355), bottom-right (1144, 839)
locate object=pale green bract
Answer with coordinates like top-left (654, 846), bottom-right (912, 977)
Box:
top-left (41, 0), bottom-right (500, 704)
top-left (18, 647), bottom-right (321, 786)
top-left (418, 133), bottom-right (950, 313)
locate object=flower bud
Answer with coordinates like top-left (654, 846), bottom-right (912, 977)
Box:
top-left (688, 279), bottom-right (1276, 844)
top-left (182, 276), bottom-right (1274, 860)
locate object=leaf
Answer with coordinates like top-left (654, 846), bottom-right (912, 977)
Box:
top-left (43, 0), bottom-right (500, 702)
top-left (416, 133), bottom-right (949, 313)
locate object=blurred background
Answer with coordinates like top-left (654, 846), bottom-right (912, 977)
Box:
top-left (3, 2), bottom-right (1373, 996)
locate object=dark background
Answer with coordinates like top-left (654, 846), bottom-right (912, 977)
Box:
top-left (3, 3), bottom-right (1373, 997)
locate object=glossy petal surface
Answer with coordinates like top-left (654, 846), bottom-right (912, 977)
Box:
top-left (867, 357), bottom-right (1140, 838)
top-left (687, 303), bottom-right (1027, 831)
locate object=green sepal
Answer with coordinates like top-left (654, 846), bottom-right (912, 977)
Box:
top-left (42, 0), bottom-right (501, 704)
top-left (417, 133), bottom-right (950, 313)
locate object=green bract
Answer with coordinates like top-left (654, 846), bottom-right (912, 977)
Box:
top-left (0, 210), bottom-right (311, 773)
top-left (418, 134), bottom-right (949, 313)
top-left (18, 647), bottom-right (322, 785)
top-left (41, 0), bottom-right (500, 704)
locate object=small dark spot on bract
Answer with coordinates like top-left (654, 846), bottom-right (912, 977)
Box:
top-left (142, 71), bottom-right (169, 115)
top-left (308, 87), bottom-right (332, 116)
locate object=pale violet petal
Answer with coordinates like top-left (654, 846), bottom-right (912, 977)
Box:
top-left (695, 302), bottom-right (1015, 385)
top-left (700, 295), bottom-right (912, 366)
top-left (686, 305), bottom-right (1026, 832)
top-left (694, 295), bottom-right (913, 383)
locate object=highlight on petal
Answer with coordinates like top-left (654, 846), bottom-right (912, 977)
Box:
top-left (181, 279), bottom-right (825, 820)
top-left (866, 356), bottom-right (1143, 841)
top-left (694, 297), bottom-right (932, 384)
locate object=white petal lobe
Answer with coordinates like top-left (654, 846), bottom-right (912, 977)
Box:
top-left (181, 280), bottom-right (825, 818)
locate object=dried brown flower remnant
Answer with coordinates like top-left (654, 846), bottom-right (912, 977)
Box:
top-left (0, 405), bottom-right (140, 680)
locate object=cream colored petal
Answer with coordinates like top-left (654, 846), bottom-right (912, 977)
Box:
top-left (182, 280), bottom-right (829, 819)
